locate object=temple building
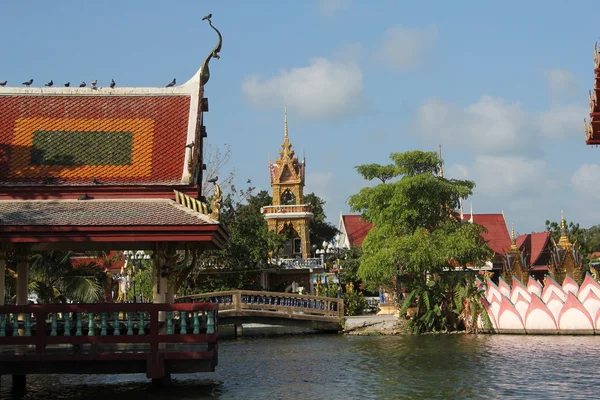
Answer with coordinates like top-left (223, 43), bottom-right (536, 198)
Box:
top-left (502, 224), bottom-right (528, 283)
top-left (547, 211), bottom-right (584, 284)
top-left (515, 231), bottom-right (552, 281)
top-left (337, 213), bottom-right (373, 248)
top-left (260, 108), bottom-right (323, 294)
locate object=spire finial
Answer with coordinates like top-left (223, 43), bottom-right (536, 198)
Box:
top-left (438, 144), bottom-right (444, 178)
top-left (284, 105), bottom-right (288, 139)
top-left (558, 209), bottom-right (571, 248)
top-left (511, 223), bottom-right (516, 242)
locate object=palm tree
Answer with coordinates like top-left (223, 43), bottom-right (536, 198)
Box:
top-left (28, 250), bottom-right (104, 303)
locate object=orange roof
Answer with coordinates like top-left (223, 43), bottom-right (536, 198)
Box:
top-left (516, 231), bottom-right (551, 267)
top-left (341, 215), bottom-right (373, 247)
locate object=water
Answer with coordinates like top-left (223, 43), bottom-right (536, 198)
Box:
top-left (1, 334), bottom-right (598, 399)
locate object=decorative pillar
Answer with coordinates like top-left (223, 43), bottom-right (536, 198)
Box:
top-left (152, 250), bottom-right (166, 304)
top-left (0, 250), bottom-right (6, 306)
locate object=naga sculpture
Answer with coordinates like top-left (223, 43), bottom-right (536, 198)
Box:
top-left (200, 14), bottom-right (223, 87)
top-left (210, 181), bottom-right (222, 220)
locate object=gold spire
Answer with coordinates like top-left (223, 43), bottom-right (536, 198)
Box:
top-left (438, 144), bottom-right (444, 178)
top-left (284, 105), bottom-right (288, 139)
top-left (557, 209), bottom-right (572, 248)
top-left (510, 223), bottom-right (517, 250)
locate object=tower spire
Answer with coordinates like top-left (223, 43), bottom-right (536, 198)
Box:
top-left (557, 209), bottom-right (572, 248)
top-left (511, 223), bottom-right (517, 249)
top-left (284, 105), bottom-right (288, 139)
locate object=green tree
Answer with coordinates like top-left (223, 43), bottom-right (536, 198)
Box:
top-left (28, 250), bottom-right (105, 303)
top-left (349, 150), bottom-right (493, 333)
top-left (303, 192), bottom-right (338, 251)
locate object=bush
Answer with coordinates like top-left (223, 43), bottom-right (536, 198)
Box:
top-left (343, 291), bottom-right (368, 316)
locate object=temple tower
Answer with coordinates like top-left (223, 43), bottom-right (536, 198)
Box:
top-left (502, 223), bottom-right (528, 283)
top-left (549, 210), bottom-right (584, 284)
top-left (262, 107), bottom-right (313, 259)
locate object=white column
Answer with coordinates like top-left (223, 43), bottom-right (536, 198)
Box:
top-left (0, 255), bottom-right (6, 306)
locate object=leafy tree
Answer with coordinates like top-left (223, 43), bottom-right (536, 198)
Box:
top-left (348, 150), bottom-right (493, 333)
top-left (28, 250), bottom-right (105, 303)
top-left (303, 192), bottom-right (338, 251)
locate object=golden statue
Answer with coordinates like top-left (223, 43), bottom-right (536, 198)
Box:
top-left (209, 180), bottom-right (222, 220)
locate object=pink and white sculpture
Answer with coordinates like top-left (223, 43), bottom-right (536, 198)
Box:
top-left (479, 273), bottom-right (600, 334)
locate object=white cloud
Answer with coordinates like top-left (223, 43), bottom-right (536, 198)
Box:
top-left (546, 68), bottom-right (577, 97)
top-left (305, 171), bottom-right (334, 201)
top-left (376, 25), bottom-right (437, 71)
top-left (242, 57), bottom-right (363, 121)
top-left (413, 95), bottom-right (532, 154)
top-left (318, 0), bottom-right (351, 16)
top-left (571, 163), bottom-right (600, 200)
top-left (536, 104), bottom-right (588, 138)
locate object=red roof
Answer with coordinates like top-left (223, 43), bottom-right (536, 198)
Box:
top-left (72, 251), bottom-right (124, 272)
top-left (342, 215), bottom-right (373, 247)
top-left (517, 231), bottom-right (551, 266)
top-left (466, 214), bottom-right (511, 257)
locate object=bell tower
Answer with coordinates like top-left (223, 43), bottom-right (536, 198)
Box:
top-left (261, 107), bottom-right (313, 259)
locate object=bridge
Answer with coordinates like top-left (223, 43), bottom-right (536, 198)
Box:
top-left (177, 290), bottom-right (344, 333)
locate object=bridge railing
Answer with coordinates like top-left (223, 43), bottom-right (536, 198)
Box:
top-left (177, 290), bottom-right (344, 319)
top-left (0, 302), bottom-right (219, 378)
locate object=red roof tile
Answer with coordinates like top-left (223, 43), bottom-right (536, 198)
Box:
top-left (342, 215), bottom-right (373, 247)
top-left (468, 214), bottom-right (511, 257)
top-left (0, 199), bottom-right (216, 226)
top-left (517, 231), bottom-right (551, 266)
top-left (0, 84), bottom-right (201, 186)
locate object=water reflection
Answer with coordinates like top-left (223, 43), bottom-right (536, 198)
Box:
top-left (1, 335), bottom-right (598, 399)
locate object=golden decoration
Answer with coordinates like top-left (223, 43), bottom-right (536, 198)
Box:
top-left (209, 182), bottom-right (222, 220)
top-left (595, 42), bottom-right (600, 69)
top-left (585, 118), bottom-right (593, 140)
top-left (173, 189), bottom-right (210, 215)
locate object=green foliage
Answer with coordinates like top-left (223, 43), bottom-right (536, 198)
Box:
top-left (28, 251), bottom-right (105, 303)
top-left (343, 291), bottom-right (368, 316)
top-left (349, 150), bottom-right (494, 333)
top-left (303, 193), bottom-right (338, 248)
top-left (545, 219), bottom-right (600, 265)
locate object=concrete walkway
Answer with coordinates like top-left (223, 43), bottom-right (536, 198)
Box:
top-left (344, 314), bottom-right (403, 334)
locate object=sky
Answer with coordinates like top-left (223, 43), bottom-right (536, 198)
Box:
top-left (1, 0), bottom-right (599, 235)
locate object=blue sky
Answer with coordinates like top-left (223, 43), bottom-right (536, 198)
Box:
top-left (2, 0), bottom-right (599, 235)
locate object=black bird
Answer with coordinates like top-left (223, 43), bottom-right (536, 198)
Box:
top-left (22, 79), bottom-right (33, 86)
top-left (64, 82), bottom-right (70, 87)
top-left (0, 81), bottom-right (6, 86)
top-left (202, 13), bottom-right (212, 21)
top-left (207, 176), bottom-right (218, 184)
top-left (79, 81), bottom-right (86, 88)
top-left (110, 79), bottom-right (116, 89)
top-left (185, 142), bottom-right (194, 149)
top-left (91, 177), bottom-right (100, 185)
top-left (77, 193), bottom-right (93, 200)
top-left (166, 78), bottom-right (176, 87)
top-left (44, 80), bottom-right (53, 87)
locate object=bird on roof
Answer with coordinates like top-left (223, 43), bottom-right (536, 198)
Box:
top-left (207, 176), bottom-right (218, 183)
top-left (110, 79), bottom-right (116, 89)
top-left (0, 81), bottom-right (6, 86)
top-left (64, 82), bottom-right (70, 87)
top-left (79, 81), bottom-right (86, 88)
top-left (44, 80), bottom-right (53, 87)
top-left (22, 79), bottom-right (33, 86)
top-left (185, 142), bottom-right (194, 148)
top-left (166, 78), bottom-right (176, 87)
top-left (90, 80), bottom-right (97, 89)
top-left (202, 13), bottom-right (212, 21)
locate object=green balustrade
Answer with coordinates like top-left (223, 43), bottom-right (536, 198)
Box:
top-left (24, 314), bottom-right (31, 337)
top-left (127, 312), bottom-right (133, 335)
top-left (88, 312), bottom-right (95, 336)
top-left (76, 313), bottom-right (82, 336)
top-left (166, 311), bottom-right (173, 334)
top-left (180, 311), bottom-right (187, 334)
top-left (51, 313), bottom-right (58, 336)
top-left (64, 313), bottom-right (71, 336)
top-left (101, 313), bottom-right (107, 336)
top-left (138, 312), bottom-right (145, 335)
top-left (193, 311), bottom-right (200, 334)
top-left (112, 312), bottom-right (120, 335)
top-left (12, 313), bottom-right (18, 336)
top-left (0, 314), bottom-right (5, 337)
top-left (207, 310), bottom-right (215, 334)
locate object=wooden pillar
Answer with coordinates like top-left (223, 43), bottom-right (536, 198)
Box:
top-left (15, 247), bottom-right (29, 306)
top-left (0, 251), bottom-right (6, 306)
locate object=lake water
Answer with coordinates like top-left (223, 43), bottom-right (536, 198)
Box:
top-left (1, 334), bottom-right (597, 399)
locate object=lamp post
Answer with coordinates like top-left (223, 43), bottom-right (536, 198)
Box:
top-left (124, 251), bottom-right (151, 303)
top-left (316, 241), bottom-right (342, 298)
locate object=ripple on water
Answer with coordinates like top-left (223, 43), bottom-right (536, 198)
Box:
top-left (1, 335), bottom-right (599, 400)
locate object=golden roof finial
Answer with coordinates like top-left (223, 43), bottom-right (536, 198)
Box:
top-left (284, 105), bottom-right (288, 139)
top-left (595, 42), bottom-right (599, 69)
top-left (557, 209), bottom-right (572, 248)
top-left (510, 223), bottom-right (518, 250)
top-left (438, 144), bottom-right (444, 178)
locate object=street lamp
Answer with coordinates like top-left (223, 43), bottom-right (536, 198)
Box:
top-left (316, 241), bottom-right (342, 298)
top-left (124, 251), bottom-right (151, 303)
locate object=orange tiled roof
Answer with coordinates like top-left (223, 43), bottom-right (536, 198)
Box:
top-left (516, 231), bottom-right (551, 267)
top-left (341, 215), bottom-right (373, 247)
top-left (461, 213), bottom-right (512, 258)
top-left (0, 83), bottom-right (202, 186)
